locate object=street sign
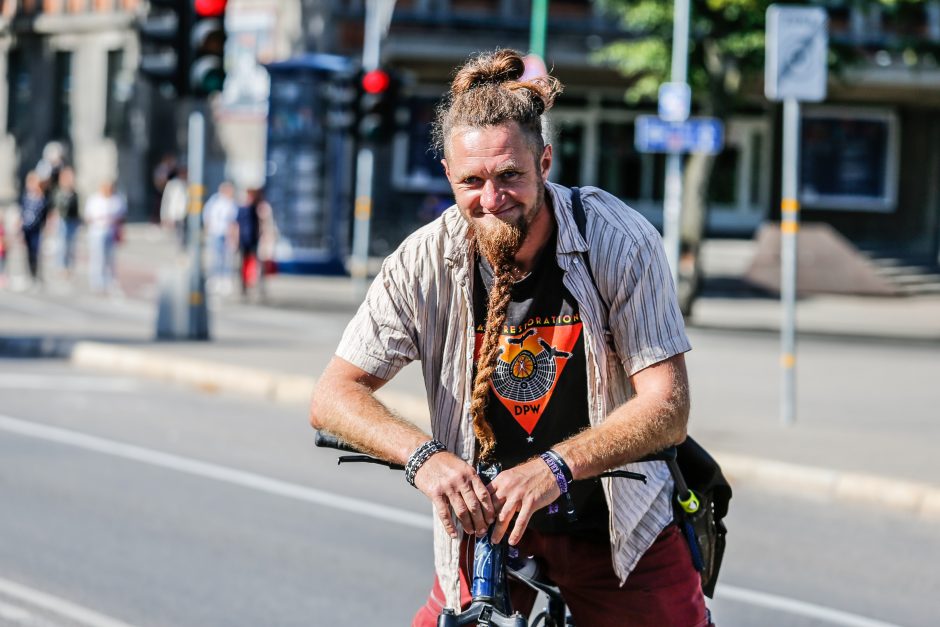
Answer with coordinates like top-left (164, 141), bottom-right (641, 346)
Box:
top-left (634, 115), bottom-right (724, 155)
top-left (765, 5), bottom-right (828, 102)
top-left (658, 82), bottom-right (691, 122)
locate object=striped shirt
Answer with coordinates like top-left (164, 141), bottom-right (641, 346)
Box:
top-left (336, 181), bottom-right (691, 609)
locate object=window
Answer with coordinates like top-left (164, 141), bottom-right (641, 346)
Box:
top-left (104, 49), bottom-right (129, 139)
top-left (52, 51), bottom-right (73, 140)
top-left (6, 50), bottom-right (31, 134)
top-left (592, 119), bottom-right (664, 206)
top-left (393, 95), bottom-right (450, 191)
top-left (800, 107), bottom-right (899, 212)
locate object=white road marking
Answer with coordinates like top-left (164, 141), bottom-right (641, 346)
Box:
top-left (716, 584), bottom-right (902, 627)
top-left (0, 375), bottom-right (142, 393)
top-left (0, 577), bottom-right (135, 627)
top-left (0, 599), bottom-right (33, 623)
top-left (0, 413), bottom-right (431, 531)
top-left (0, 414), bottom-right (904, 627)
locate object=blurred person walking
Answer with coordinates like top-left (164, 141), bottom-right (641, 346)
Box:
top-left (160, 165), bottom-right (188, 248)
top-left (0, 214), bottom-right (7, 288)
top-left (235, 187), bottom-right (274, 299)
top-left (84, 180), bottom-right (126, 294)
top-left (52, 166), bottom-right (81, 277)
top-left (203, 181), bottom-right (238, 293)
top-left (35, 141), bottom-right (68, 192)
top-left (152, 153), bottom-right (179, 223)
top-left (20, 171), bottom-right (49, 287)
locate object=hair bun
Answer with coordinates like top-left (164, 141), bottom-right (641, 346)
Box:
top-left (451, 50), bottom-right (525, 96)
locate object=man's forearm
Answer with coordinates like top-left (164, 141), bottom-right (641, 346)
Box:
top-left (551, 357), bottom-right (690, 480)
top-left (310, 377), bottom-right (431, 466)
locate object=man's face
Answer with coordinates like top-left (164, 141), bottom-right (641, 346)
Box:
top-left (442, 123), bottom-right (552, 254)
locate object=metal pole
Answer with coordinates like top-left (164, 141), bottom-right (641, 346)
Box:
top-left (186, 109), bottom-right (209, 340)
top-left (663, 155), bottom-right (682, 287)
top-left (780, 98), bottom-right (800, 425)
top-left (661, 0), bottom-right (691, 288)
top-left (529, 0), bottom-right (547, 58)
top-left (350, 0), bottom-right (386, 296)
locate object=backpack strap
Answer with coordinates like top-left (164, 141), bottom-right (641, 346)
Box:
top-left (570, 187), bottom-right (600, 298)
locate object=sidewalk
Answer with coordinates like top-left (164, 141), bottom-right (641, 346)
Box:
top-left (3, 224), bottom-right (939, 520)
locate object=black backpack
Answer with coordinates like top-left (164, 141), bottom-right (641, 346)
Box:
top-left (569, 187), bottom-right (731, 598)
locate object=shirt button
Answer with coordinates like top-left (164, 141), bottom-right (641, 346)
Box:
top-left (573, 258), bottom-right (580, 264)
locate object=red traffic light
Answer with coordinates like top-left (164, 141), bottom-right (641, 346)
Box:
top-left (361, 69), bottom-right (390, 95)
top-left (194, 0), bottom-right (226, 17)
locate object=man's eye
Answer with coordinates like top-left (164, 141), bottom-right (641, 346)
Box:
top-left (462, 177), bottom-right (481, 185)
top-left (501, 171), bottom-right (520, 181)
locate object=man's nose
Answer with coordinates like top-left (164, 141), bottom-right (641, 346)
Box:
top-left (481, 180), bottom-right (502, 211)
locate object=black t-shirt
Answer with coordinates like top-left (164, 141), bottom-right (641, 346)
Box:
top-left (473, 233), bottom-right (609, 538)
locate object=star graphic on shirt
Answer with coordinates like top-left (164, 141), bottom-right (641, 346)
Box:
top-left (526, 436), bottom-right (534, 443)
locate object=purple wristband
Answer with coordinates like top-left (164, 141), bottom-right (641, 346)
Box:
top-left (540, 452), bottom-right (569, 495)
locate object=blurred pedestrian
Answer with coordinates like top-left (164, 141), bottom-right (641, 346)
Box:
top-left (160, 165), bottom-right (188, 248)
top-left (83, 180), bottom-right (126, 294)
top-left (152, 153), bottom-right (178, 223)
top-left (20, 171), bottom-right (49, 286)
top-left (35, 141), bottom-right (68, 194)
top-left (203, 181), bottom-right (238, 293)
top-left (235, 187), bottom-right (273, 298)
top-left (52, 166), bottom-right (81, 277)
top-left (0, 216), bottom-right (7, 288)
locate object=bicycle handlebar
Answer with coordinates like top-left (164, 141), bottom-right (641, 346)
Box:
top-left (315, 430), bottom-right (405, 470)
top-left (314, 430), bottom-right (363, 454)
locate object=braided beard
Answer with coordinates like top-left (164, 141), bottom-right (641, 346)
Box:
top-left (467, 216), bottom-right (528, 462)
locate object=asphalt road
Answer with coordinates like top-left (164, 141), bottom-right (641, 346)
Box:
top-left (1, 359), bottom-right (936, 626)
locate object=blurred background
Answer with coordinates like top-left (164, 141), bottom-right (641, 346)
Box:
top-left (0, 1), bottom-right (938, 626)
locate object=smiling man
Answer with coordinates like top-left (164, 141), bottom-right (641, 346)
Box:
top-left (309, 49), bottom-right (709, 626)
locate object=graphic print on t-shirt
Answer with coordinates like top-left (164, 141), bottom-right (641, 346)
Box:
top-left (474, 315), bottom-right (582, 434)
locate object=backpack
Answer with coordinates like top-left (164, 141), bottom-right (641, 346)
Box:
top-left (569, 187), bottom-right (731, 598)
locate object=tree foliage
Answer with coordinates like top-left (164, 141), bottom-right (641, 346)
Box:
top-left (594, 0), bottom-right (937, 114)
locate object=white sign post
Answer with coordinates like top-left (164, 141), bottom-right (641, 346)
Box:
top-left (765, 5), bottom-right (828, 426)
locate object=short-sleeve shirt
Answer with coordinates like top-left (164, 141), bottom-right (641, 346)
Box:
top-left (335, 181), bottom-right (691, 610)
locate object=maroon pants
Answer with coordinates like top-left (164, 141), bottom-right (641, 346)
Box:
top-left (412, 524), bottom-right (711, 627)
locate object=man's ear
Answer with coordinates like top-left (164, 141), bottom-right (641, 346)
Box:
top-left (441, 158), bottom-right (451, 182)
top-left (540, 144), bottom-right (553, 180)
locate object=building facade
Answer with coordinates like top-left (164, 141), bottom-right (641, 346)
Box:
top-left (278, 0), bottom-right (940, 266)
top-left (0, 0), bottom-right (154, 217)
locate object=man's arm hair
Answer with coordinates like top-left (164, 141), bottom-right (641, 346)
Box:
top-left (550, 353), bottom-right (690, 480)
top-left (309, 356), bottom-right (431, 465)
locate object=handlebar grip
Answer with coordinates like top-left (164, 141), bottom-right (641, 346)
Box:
top-left (315, 431), bottom-right (363, 454)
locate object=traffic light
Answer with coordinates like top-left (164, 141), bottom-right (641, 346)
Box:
top-left (357, 67), bottom-right (399, 142)
top-left (138, 0), bottom-right (188, 94)
top-left (188, 0), bottom-right (227, 97)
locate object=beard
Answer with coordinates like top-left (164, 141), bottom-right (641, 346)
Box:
top-left (468, 192), bottom-right (542, 271)
top-left (472, 212), bottom-right (528, 270)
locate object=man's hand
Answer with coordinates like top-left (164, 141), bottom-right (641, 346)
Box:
top-left (488, 458), bottom-right (561, 545)
top-left (413, 452), bottom-right (496, 539)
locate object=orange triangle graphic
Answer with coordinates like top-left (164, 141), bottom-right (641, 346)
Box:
top-left (474, 322), bottom-right (582, 434)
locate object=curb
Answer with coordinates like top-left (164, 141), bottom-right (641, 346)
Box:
top-left (69, 341), bottom-right (938, 521)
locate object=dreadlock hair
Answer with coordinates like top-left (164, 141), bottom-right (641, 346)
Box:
top-left (434, 49), bottom-right (563, 462)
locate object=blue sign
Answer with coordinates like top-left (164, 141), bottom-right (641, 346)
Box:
top-left (634, 115), bottom-right (725, 155)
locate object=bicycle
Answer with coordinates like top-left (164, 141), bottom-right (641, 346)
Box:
top-left (315, 431), bottom-right (673, 627)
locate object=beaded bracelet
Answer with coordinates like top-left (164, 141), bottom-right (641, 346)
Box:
top-left (405, 439), bottom-right (446, 487)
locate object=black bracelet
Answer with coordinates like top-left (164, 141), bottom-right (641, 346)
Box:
top-left (405, 439), bottom-right (446, 487)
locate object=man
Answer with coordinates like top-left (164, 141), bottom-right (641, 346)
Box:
top-left (309, 49), bottom-right (708, 626)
